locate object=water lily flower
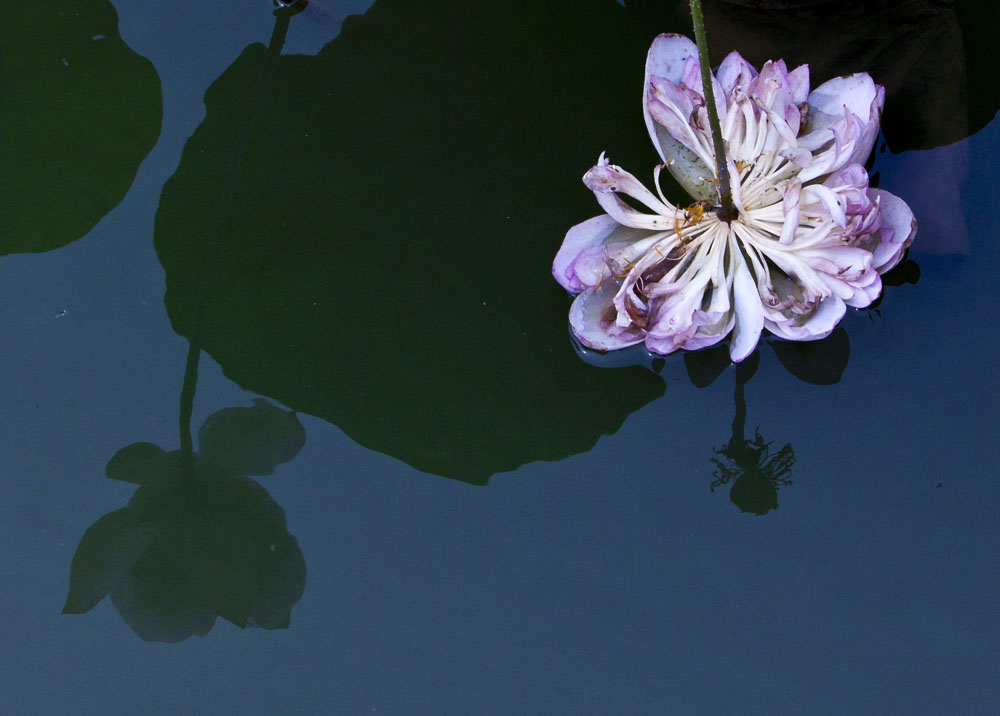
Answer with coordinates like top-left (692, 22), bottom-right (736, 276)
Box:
top-left (553, 34), bottom-right (916, 362)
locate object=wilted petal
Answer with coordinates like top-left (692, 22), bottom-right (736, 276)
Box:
top-left (643, 34), bottom-right (699, 163)
top-left (568, 281), bottom-right (645, 351)
top-left (717, 51), bottom-right (757, 96)
top-left (866, 189), bottom-right (918, 273)
top-left (649, 75), bottom-right (696, 123)
top-left (842, 267), bottom-right (882, 308)
top-left (553, 214), bottom-right (648, 293)
top-left (584, 154), bottom-right (676, 214)
top-left (804, 73), bottom-right (884, 168)
top-left (766, 295), bottom-right (846, 341)
top-left (786, 64), bottom-right (810, 105)
top-left (646, 82), bottom-right (713, 167)
top-left (802, 183), bottom-right (847, 226)
top-left (750, 60), bottom-right (795, 115)
top-left (646, 85), bottom-right (717, 198)
top-left (644, 293), bottom-right (703, 355)
top-left (823, 163), bottom-right (872, 215)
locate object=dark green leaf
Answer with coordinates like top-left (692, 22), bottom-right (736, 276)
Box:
top-left (0, 1), bottom-right (161, 254)
top-left (198, 399), bottom-right (306, 476)
top-left (155, 0), bottom-right (664, 484)
top-left (62, 508), bottom-right (148, 615)
top-left (106, 442), bottom-right (184, 488)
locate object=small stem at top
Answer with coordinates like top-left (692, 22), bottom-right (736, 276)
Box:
top-left (688, 0), bottom-right (738, 221)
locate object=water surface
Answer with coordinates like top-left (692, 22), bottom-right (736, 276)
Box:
top-left (2, 2), bottom-right (998, 714)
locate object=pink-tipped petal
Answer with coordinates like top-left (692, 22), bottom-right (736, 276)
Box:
top-left (806, 73), bottom-right (884, 167)
top-left (569, 283), bottom-right (645, 351)
top-left (786, 64), bottom-right (810, 104)
top-left (552, 214), bottom-right (622, 293)
top-left (584, 162), bottom-right (679, 231)
top-left (867, 189), bottom-right (917, 273)
top-left (643, 34), bottom-right (699, 161)
top-left (716, 51), bottom-right (758, 96)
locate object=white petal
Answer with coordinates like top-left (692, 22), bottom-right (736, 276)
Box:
top-left (779, 179), bottom-right (801, 244)
top-left (803, 183), bottom-right (847, 227)
top-left (729, 243), bottom-right (764, 362)
top-left (568, 282), bottom-right (645, 351)
top-left (766, 296), bottom-right (846, 341)
top-left (583, 158), bottom-right (680, 231)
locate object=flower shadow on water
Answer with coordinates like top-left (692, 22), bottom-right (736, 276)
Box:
top-left (706, 351), bottom-right (794, 516)
top-left (63, 389), bottom-right (308, 643)
top-left (576, 319), bottom-right (874, 514)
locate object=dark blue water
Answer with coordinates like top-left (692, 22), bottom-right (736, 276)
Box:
top-left (2, 2), bottom-right (998, 714)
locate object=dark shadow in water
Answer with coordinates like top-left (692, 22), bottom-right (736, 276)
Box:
top-left (0, 0), bottom-right (161, 255)
top-left (685, 328), bottom-right (850, 514)
top-left (706, 352), bottom-right (794, 516)
top-left (154, 1), bottom-right (667, 485)
top-left (624, 0), bottom-right (1000, 152)
top-left (708, 328), bottom-right (849, 514)
top-left (580, 244), bottom-right (921, 514)
top-left (694, 329), bottom-right (851, 514)
top-left (63, 342), bottom-right (307, 642)
top-left (578, 323), bottom-right (853, 514)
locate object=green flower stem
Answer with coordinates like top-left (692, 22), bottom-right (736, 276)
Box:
top-left (179, 339), bottom-right (200, 479)
top-left (689, 0), bottom-right (737, 221)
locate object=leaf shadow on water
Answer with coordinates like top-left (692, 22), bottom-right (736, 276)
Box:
top-left (154, 1), bottom-right (672, 485)
top-left (0, 1), bottom-right (161, 255)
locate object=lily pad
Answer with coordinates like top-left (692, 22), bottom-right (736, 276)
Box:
top-left (155, 0), bottom-right (665, 484)
top-left (0, 1), bottom-right (161, 255)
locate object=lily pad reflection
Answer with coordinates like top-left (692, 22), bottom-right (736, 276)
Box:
top-left (155, 1), bottom-right (664, 484)
top-left (1, 1), bottom-right (161, 254)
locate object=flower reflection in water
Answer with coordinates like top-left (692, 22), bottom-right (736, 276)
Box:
top-left (709, 355), bottom-right (793, 516)
top-left (63, 399), bottom-right (307, 643)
